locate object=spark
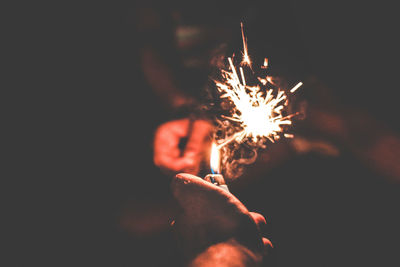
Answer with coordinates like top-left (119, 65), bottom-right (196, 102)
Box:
top-left (261, 58), bottom-right (268, 69)
top-left (214, 24), bottom-right (302, 149)
top-left (290, 82), bottom-right (303, 93)
top-left (240, 22), bottom-right (251, 66)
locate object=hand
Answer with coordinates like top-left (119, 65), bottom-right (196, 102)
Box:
top-left (153, 118), bottom-right (213, 175)
top-left (171, 173), bottom-right (272, 266)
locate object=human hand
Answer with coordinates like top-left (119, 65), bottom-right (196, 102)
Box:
top-left (153, 118), bottom-right (213, 176)
top-left (171, 173), bottom-right (272, 266)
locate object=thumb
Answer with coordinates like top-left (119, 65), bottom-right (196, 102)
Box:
top-left (171, 173), bottom-right (266, 257)
top-left (171, 173), bottom-right (248, 228)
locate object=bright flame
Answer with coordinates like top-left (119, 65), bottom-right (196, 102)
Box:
top-left (210, 142), bottom-right (221, 174)
top-left (214, 23), bottom-right (302, 149)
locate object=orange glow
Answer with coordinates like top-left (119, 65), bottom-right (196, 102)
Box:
top-left (210, 142), bottom-right (221, 174)
top-left (215, 57), bottom-right (300, 146)
top-left (214, 23), bottom-right (302, 149)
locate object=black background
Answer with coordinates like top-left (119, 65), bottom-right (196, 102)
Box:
top-left (6, 1), bottom-right (400, 266)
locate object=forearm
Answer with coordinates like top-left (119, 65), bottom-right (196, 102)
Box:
top-left (189, 239), bottom-right (263, 267)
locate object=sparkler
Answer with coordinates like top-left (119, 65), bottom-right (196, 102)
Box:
top-left (208, 23), bottom-right (302, 179)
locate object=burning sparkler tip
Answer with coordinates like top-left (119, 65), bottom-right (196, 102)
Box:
top-left (211, 23), bottom-right (303, 179)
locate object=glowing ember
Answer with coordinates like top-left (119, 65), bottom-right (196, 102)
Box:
top-left (214, 23), bottom-right (302, 149)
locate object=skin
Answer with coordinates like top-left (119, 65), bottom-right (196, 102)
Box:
top-left (153, 118), bottom-right (213, 175)
top-left (171, 173), bottom-right (272, 266)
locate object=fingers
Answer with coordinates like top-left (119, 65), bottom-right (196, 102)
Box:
top-left (154, 119), bottom-right (190, 155)
top-left (183, 120), bottom-right (213, 157)
top-left (249, 212), bottom-right (273, 253)
top-left (262, 237), bottom-right (273, 248)
top-left (153, 118), bottom-right (192, 173)
top-left (262, 237), bottom-right (274, 257)
top-left (153, 119), bottom-right (212, 175)
top-left (249, 212), bottom-right (267, 230)
top-left (182, 120), bottom-right (213, 174)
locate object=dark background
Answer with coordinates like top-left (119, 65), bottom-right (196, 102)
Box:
top-left (7, 1), bottom-right (400, 266)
